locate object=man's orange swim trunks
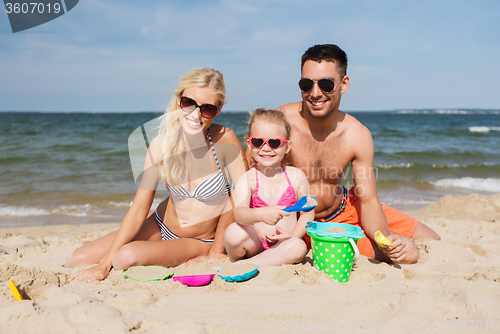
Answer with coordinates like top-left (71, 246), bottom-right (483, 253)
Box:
top-left (311, 186), bottom-right (419, 258)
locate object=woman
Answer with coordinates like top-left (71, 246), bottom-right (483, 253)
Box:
top-left (68, 68), bottom-right (248, 282)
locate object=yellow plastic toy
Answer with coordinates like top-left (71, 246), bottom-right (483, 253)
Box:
top-left (9, 280), bottom-right (23, 301)
top-left (374, 231), bottom-right (393, 248)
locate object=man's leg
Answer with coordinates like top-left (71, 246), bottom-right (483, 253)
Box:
top-left (412, 222), bottom-right (441, 240)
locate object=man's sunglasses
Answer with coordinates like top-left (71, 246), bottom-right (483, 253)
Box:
top-left (298, 78), bottom-right (340, 93)
top-left (179, 96), bottom-right (220, 119)
top-left (248, 136), bottom-right (289, 150)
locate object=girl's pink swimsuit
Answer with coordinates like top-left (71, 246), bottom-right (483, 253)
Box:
top-left (250, 165), bottom-right (297, 208)
top-left (249, 165), bottom-right (297, 249)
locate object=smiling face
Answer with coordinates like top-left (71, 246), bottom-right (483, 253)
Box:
top-left (177, 86), bottom-right (221, 135)
top-left (300, 60), bottom-right (349, 119)
top-left (248, 120), bottom-right (291, 169)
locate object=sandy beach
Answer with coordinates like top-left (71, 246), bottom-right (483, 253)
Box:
top-left (1, 193), bottom-right (500, 334)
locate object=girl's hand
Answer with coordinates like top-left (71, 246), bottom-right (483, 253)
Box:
top-left (68, 263), bottom-right (111, 283)
top-left (258, 206), bottom-right (290, 226)
top-left (265, 226), bottom-right (292, 243)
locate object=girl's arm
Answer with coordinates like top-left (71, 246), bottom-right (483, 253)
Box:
top-left (233, 170), bottom-right (258, 224)
top-left (233, 171), bottom-right (290, 226)
top-left (290, 168), bottom-right (314, 238)
top-left (69, 138), bottom-right (161, 282)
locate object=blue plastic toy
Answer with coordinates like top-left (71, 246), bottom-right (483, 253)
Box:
top-left (284, 196), bottom-right (317, 213)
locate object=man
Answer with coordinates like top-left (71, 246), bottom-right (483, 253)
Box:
top-left (279, 44), bottom-right (440, 264)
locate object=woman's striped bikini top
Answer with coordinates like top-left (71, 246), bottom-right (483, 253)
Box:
top-left (166, 129), bottom-right (232, 202)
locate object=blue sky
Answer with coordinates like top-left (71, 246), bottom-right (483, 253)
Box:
top-left (1, 0), bottom-right (499, 112)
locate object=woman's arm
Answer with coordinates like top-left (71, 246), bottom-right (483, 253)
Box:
top-left (210, 126), bottom-right (248, 252)
top-left (217, 126), bottom-right (249, 186)
top-left (193, 126), bottom-right (249, 258)
top-left (69, 138), bottom-right (161, 282)
top-left (207, 206), bottom-right (233, 256)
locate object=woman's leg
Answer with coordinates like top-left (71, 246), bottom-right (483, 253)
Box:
top-left (67, 213), bottom-right (161, 268)
top-left (112, 237), bottom-right (212, 270)
top-left (224, 222), bottom-right (263, 262)
top-left (236, 236), bottom-right (307, 267)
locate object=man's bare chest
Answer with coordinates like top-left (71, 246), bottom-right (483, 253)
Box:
top-left (290, 131), bottom-right (352, 183)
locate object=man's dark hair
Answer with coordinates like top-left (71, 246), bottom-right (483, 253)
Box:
top-left (301, 44), bottom-right (348, 76)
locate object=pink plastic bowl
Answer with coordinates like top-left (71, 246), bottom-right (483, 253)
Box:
top-left (172, 274), bottom-right (215, 286)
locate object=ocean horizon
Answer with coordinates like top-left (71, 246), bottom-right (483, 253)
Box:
top-left (1, 109), bottom-right (499, 227)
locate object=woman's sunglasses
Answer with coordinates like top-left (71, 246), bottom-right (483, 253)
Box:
top-left (179, 96), bottom-right (220, 119)
top-left (298, 78), bottom-right (339, 93)
top-left (248, 136), bottom-right (289, 150)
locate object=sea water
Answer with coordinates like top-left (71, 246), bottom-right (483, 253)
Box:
top-left (1, 110), bottom-right (499, 227)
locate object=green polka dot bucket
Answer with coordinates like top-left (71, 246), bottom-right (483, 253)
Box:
top-left (306, 222), bottom-right (364, 283)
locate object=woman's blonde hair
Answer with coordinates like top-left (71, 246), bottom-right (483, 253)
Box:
top-left (158, 68), bottom-right (225, 186)
top-left (246, 108), bottom-right (293, 166)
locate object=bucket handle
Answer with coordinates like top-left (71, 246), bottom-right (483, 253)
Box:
top-left (349, 238), bottom-right (360, 261)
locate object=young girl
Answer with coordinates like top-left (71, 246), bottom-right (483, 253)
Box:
top-left (224, 108), bottom-right (314, 266)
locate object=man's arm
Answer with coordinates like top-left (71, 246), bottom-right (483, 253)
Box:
top-left (351, 126), bottom-right (419, 264)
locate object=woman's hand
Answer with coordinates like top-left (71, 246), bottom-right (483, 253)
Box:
top-left (258, 206), bottom-right (290, 226)
top-left (68, 263), bottom-right (112, 283)
top-left (265, 226), bottom-right (292, 243)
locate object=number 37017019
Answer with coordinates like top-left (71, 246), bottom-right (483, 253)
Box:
top-left (5, 2), bottom-right (61, 14)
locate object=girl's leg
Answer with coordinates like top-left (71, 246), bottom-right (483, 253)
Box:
top-left (236, 236), bottom-right (307, 267)
top-left (224, 222), bottom-right (263, 262)
top-left (67, 213), bottom-right (161, 268)
top-left (112, 237), bottom-right (212, 270)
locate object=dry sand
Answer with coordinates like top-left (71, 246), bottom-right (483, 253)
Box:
top-left (1, 193), bottom-right (500, 333)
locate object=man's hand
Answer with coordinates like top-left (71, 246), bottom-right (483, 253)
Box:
top-left (378, 234), bottom-right (407, 263)
top-left (377, 234), bottom-right (419, 264)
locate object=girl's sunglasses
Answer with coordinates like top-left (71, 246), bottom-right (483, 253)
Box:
top-left (179, 96), bottom-right (220, 119)
top-left (248, 136), bottom-right (289, 150)
top-left (298, 78), bottom-right (338, 93)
